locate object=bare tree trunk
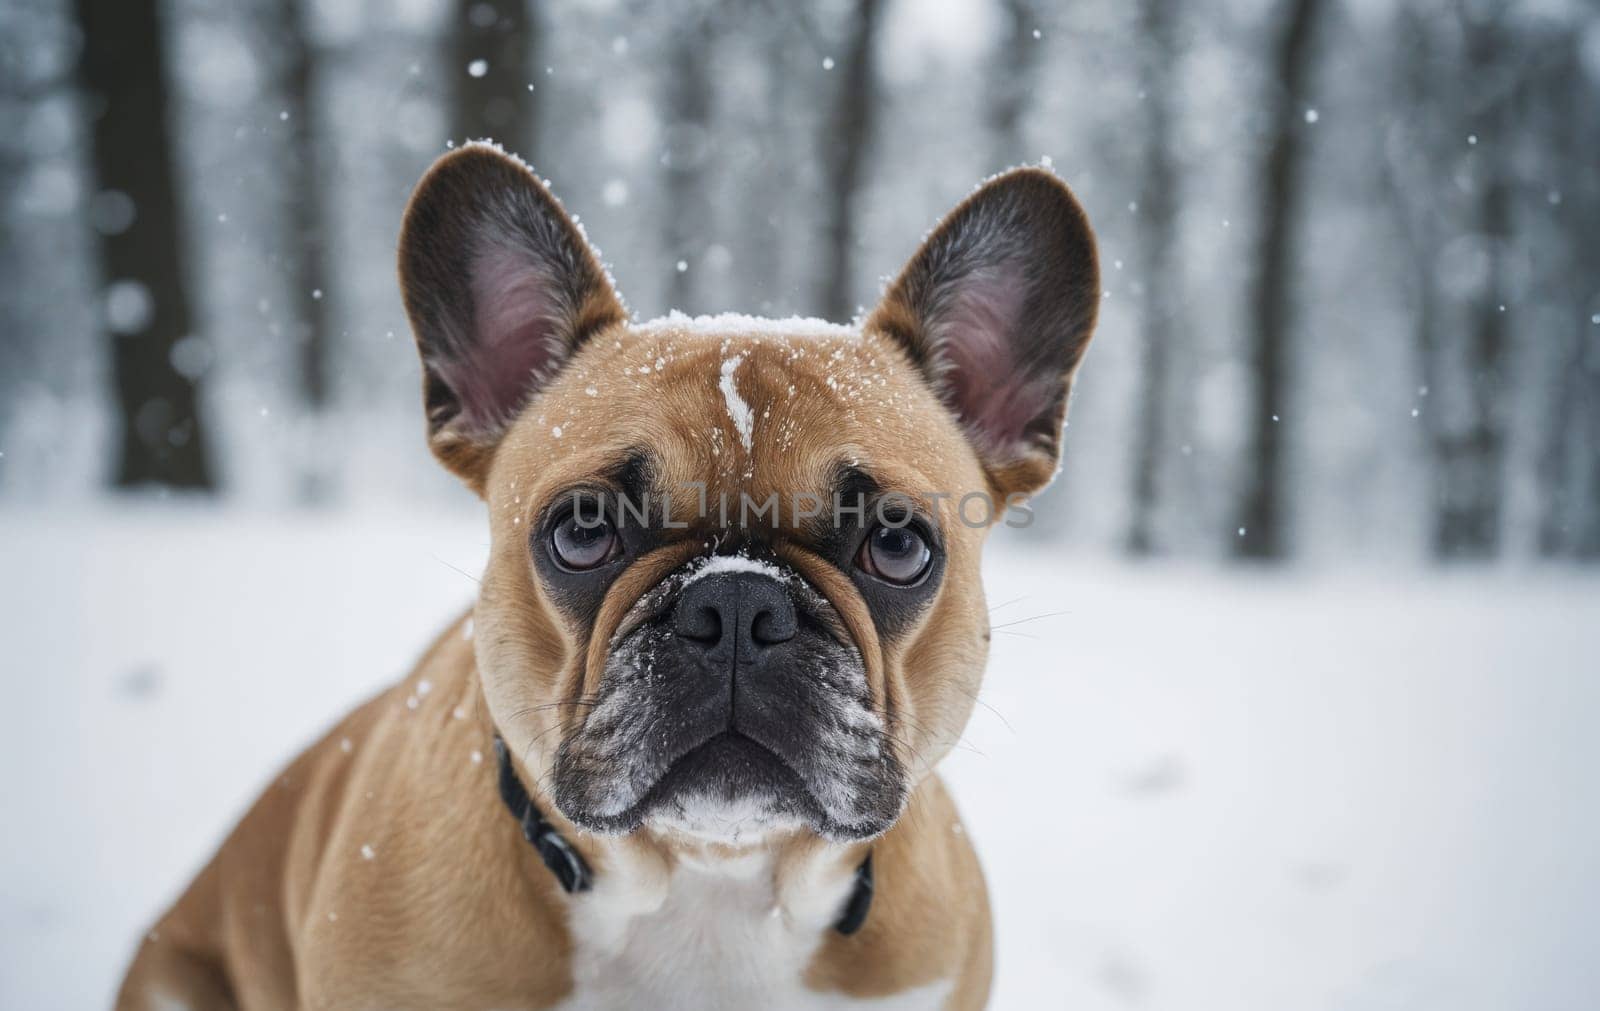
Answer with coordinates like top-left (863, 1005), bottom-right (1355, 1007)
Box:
top-left (1582, 315), bottom-right (1600, 558)
top-left (1126, 0), bottom-right (1179, 555)
top-left (0, 129), bottom-right (35, 440)
top-left (278, 0), bottom-right (329, 411)
top-left (743, 21), bottom-right (802, 315)
top-left (1382, 5), bottom-right (1453, 558)
top-left (276, 0), bottom-right (335, 500)
top-left (453, 0), bottom-right (536, 159)
top-left (1539, 297), bottom-right (1592, 558)
top-left (74, 0), bottom-right (213, 490)
top-left (1579, 157), bottom-right (1600, 560)
top-left (1545, 42), bottom-right (1600, 559)
top-left (1434, 13), bottom-right (1514, 558)
top-left (987, 0), bottom-right (1041, 171)
top-left (662, 13), bottom-right (715, 313)
top-left (817, 0), bottom-right (884, 323)
top-left (1232, 0), bottom-right (1325, 559)
top-left (1533, 36), bottom-right (1584, 557)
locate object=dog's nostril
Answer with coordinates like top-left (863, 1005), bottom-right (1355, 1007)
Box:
top-left (750, 606), bottom-right (796, 646)
top-left (672, 571), bottom-right (798, 654)
top-left (676, 603), bottom-right (723, 644)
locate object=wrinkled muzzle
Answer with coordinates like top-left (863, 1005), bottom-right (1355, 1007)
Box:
top-left (552, 556), bottom-right (907, 841)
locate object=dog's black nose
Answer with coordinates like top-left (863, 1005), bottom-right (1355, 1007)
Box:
top-left (674, 572), bottom-right (797, 652)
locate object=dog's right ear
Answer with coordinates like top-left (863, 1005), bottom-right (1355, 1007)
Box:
top-left (399, 143), bottom-right (626, 492)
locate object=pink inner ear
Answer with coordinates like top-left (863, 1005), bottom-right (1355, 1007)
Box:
top-left (935, 270), bottom-right (1052, 457)
top-left (437, 245), bottom-right (563, 435)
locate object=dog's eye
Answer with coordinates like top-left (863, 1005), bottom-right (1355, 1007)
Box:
top-left (550, 511), bottom-right (622, 572)
top-left (856, 524), bottom-right (932, 586)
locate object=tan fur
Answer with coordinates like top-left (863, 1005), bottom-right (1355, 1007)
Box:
top-left (119, 145), bottom-right (1100, 1009)
top-left (118, 329), bottom-right (997, 1010)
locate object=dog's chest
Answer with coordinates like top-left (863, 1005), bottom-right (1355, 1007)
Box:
top-left (552, 853), bottom-right (946, 1011)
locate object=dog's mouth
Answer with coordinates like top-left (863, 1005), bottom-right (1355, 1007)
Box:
top-left (549, 648), bottom-right (907, 843)
top-left (619, 730), bottom-right (815, 839)
top-left (552, 710), bottom-right (902, 842)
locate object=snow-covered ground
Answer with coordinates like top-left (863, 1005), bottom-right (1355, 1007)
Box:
top-left (3, 506), bottom-right (1597, 1009)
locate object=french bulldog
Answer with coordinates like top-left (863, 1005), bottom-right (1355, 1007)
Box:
top-left (117, 142), bottom-right (1099, 1010)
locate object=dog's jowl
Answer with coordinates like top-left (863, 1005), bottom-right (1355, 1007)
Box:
top-left (117, 143), bottom-right (1100, 1011)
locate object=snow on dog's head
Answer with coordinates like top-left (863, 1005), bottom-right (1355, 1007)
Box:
top-left (396, 143), bottom-right (1100, 848)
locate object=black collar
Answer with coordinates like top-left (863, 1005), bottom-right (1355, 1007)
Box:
top-left (493, 736), bottom-right (874, 935)
top-left (494, 736), bottom-right (593, 894)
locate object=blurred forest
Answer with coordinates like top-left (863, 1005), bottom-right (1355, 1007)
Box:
top-left (1, 0), bottom-right (1597, 563)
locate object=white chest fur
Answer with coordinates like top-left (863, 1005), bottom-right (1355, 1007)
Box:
top-left (552, 847), bottom-right (949, 1011)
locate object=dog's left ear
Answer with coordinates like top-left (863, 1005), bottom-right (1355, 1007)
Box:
top-left (866, 168), bottom-right (1100, 499)
top-left (399, 142), bottom-right (626, 492)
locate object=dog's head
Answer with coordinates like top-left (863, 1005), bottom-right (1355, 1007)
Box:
top-left (399, 144), bottom-right (1098, 845)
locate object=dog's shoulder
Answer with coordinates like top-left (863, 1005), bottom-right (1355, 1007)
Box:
top-left (123, 612), bottom-right (583, 1009)
top-left (294, 613), bottom-right (581, 1007)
